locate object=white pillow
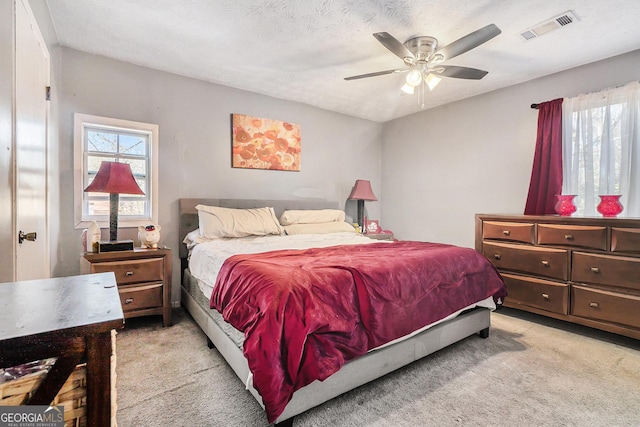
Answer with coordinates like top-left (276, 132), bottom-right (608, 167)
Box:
top-left (283, 222), bottom-right (356, 235)
top-left (182, 228), bottom-right (210, 249)
top-left (196, 205), bottom-right (284, 239)
top-left (279, 209), bottom-right (346, 225)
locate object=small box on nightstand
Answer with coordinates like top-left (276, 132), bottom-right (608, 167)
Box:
top-left (98, 239), bottom-right (134, 252)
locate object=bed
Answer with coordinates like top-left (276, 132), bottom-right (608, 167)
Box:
top-left (178, 198), bottom-right (506, 426)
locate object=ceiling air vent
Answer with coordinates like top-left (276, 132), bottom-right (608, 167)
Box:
top-left (520, 10), bottom-right (580, 41)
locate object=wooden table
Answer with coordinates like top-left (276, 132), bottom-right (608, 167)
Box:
top-left (0, 272), bottom-right (124, 425)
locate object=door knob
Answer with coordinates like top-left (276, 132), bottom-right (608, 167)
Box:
top-left (18, 230), bottom-right (37, 244)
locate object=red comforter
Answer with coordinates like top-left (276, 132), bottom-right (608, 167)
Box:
top-left (210, 241), bottom-right (506, 422)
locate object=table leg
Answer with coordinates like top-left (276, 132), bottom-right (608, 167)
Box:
top-left (86, 332), bottom-right (113, 426)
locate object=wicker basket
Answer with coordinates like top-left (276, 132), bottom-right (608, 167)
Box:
top-left (0, 363), bottom-right (87, 427)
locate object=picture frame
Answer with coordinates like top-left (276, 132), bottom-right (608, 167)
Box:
top-left (365, 219), bottom-right (381, 234)
top-left (231, 113), bottom-right (301, 171)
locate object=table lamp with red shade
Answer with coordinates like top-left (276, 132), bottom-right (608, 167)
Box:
top-left (84, 161), bottom-right (145, 252)
top-left (348, 179), bottom-right (377, 233)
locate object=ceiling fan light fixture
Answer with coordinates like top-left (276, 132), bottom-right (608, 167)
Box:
top-left (425, 73), bottom-right (442, 91)
top-left (400, 83), bottom-right (415, 94)
top-left (405, 69), bottom-right (422, 87)
top-left (430, 53), bottom-right (445, 64)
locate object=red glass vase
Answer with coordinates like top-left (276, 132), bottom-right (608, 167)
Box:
top-left (555, 195), bottom-right (577, 216)
top-left (597, 195), bottom-right (623, 217)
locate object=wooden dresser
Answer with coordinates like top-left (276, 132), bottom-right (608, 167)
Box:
top-left (81, 248), bottom-right (172, 326)
top-left (475, 214), bottom-right (640, 339)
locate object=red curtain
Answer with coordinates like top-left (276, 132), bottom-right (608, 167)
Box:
top-left (524, 98), bottom-right (563, 215)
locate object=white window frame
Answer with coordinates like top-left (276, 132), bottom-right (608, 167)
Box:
top-left (561, 81), bottom-right (640, 217)
top-left (74, 113), bottom-right (159, 229)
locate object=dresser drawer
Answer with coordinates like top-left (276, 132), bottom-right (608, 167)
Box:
top-left (572, 252), bottom-right (640, 291)
top-left (482, 221), bottom-right (534, 244)
top-left (119, 283), bottom-right (163, 312)
top-left (90, 258), bottom-right (164, 284)
top-left (571, 285), bottom-right (640, 329)
top-left (611, 227), bottom-right (640, 254)
top-left (537, 224), bottom-right (607, 250)
top-left (483, 242), bottom-right (569, 281)
top-left (502, 273), bottom-right (568, 314)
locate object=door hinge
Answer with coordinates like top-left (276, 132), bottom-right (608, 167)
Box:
top-left (46, 86), bottom-right (51, 101)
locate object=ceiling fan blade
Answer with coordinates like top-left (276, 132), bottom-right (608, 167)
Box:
top-left (344, 68), bottom-right (407, 81)
top-left (436, 65), bottom-right (488, 80)
top-left (373, 32), bottom-right (415, 61)
top-left (434, 24), bottom-right (501, 61)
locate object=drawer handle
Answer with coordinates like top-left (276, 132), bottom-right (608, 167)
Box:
top-left (125, 298), bottom-right (134, 304)
top-left (589, 302), bottom-right (599, 308)
top-left (541, 260), bottom-right (550, 266)
top-left (541, 293), bottom-right (549, 300)
top-left (590, 267), bottom-right (600, 273)
top-left (564, 234), bottom-right (574, 240)
top-left (125, 271), bottom-right (134, 276)
top-left (493, 254), bottom-right (501, 260)
top-left (502, 230), bottom-right (510, 236)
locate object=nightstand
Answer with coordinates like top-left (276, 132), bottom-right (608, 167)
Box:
top-left (364, 233), bottom-right (395, 241)
top-left (81, 248), bottom-right (172, 326)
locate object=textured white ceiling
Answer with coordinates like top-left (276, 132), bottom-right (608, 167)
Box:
top-left (46, 0), bottom-right (640, 122)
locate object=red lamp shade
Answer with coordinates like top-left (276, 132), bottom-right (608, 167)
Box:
top-left (84, 161), bottom-right (144, 242)
top-left (84, 161), bottom-right (145, 195)
top-left (348, 180), bottom-right (378, 201)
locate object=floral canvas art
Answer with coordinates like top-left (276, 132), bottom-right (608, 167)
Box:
top-left (231, 114), bottom-right (301, 171)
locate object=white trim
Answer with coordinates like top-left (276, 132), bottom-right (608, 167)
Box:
top-left (74, 113), bottom-right (159, 229)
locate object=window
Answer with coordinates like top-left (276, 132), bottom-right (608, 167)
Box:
top-left (74, 114), bottom-right (158, 229)
top-left (562, 81), bottom-right (640, 217)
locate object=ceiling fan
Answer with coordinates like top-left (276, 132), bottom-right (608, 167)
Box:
top-left (345, 24), bottom-right (501, 98)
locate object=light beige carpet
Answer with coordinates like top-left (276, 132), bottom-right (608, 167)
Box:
top-left (116, 308), bottom-right (640, 426)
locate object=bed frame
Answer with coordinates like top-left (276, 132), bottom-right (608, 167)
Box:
top-left (178, 198), bottom-right (491, 426)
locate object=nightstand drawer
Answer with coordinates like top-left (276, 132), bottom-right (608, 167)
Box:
top-left (502, 273), bottom-right (568, 314)
top-left (119, 283), bottom-right (163, 312)
top-left (482, 221), bottom-right (534, 244)
top-left (91, 258), bottom-right (164, 284)
top-left (571, 285), bottom-right (640, 329)
top-left (537, 224), bottom-right (607, 250)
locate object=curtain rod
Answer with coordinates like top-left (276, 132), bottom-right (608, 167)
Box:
top-left (531, 81), bottom-right (638, 110)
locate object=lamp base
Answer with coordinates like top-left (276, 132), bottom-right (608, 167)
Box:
top-left (98, 239), bottom-right (134, 253)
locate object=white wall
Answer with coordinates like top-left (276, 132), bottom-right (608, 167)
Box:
top-left (53, 43), bottom-right (640, 303)
top-left (57, 48), bottom-right (381, 303)
top-left (381, 49), bottom-right (640, 248)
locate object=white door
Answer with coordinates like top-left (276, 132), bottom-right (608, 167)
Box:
top-left (14, 0), bottom-right (50, 281)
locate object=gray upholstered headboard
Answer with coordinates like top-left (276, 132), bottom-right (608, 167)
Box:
top-left (178, 198), bottom-right (340, 261)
